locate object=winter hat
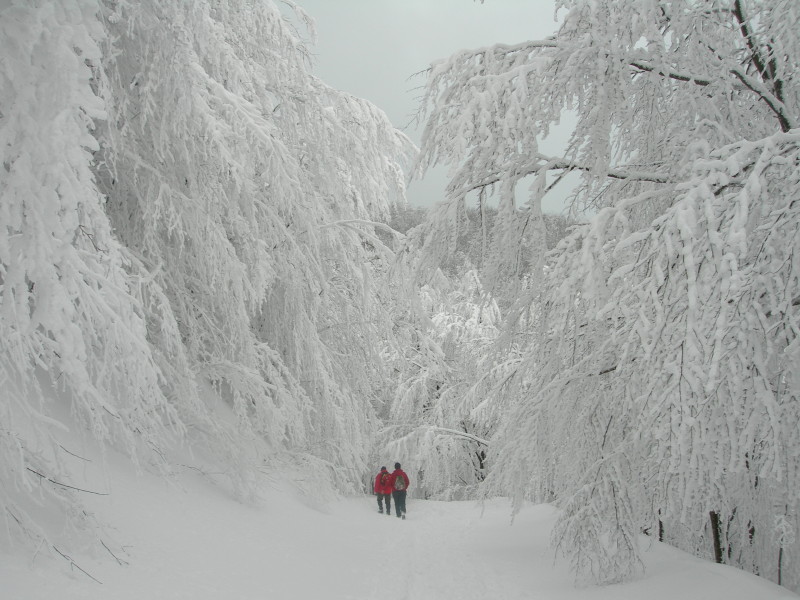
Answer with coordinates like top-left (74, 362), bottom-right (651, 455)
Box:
top-left (380, 466), bottom-right (387, 471)
top-left (394, 462), bottom-right (401, 469)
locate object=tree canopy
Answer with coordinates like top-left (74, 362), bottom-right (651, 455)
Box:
top-left (1, 0), bottom-right (413, 560)
top-left (3, 0), bottom-right (799, 594)
top-left (415, 0), bottom-right (799, 590)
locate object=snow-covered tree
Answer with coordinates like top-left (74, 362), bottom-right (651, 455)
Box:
top-left (97, 0), bottom-right (414, 484)
top-left (416, 0), bottom-right (800, 591)
top-left (383, 269), bottom-right (501, 499)
top-left (1, 0), bottom-right (414, 564)
top-left (0, 0), bottom-right (179, 559)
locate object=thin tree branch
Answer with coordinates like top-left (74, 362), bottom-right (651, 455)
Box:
top-left (101, 540), bottom-right (129, 566)
top-left (630, 44), bottom-right (794, 132)
top-left (429, 426), bottom-right (490, 446)
top-left (629, 61), bottom-right (712, 87)
top-left (26, 468), bottom-right (109, 496)
top-left (58, 444), bottom-right (92, 462)
top-left (456, 154), bottom-right (671, 197)
top-left (53, 546), bottom-right (103, 584)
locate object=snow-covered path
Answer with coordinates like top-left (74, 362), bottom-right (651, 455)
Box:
top-left (2, 461), bottom-right (795, 600)
top-left (323, 497), bottom-right (553, 600)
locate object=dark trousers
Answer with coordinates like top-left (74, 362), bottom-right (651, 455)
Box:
top-left (377, 493), bottom-right (391, 512)
top-left (392, 490), bottom-right (407, 517)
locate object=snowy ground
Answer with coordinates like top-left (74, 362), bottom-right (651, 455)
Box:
top-left (2, 456), bottom-right (796, 600)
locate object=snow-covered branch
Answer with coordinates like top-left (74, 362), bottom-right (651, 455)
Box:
top-left (453, 153), bottom-right (672, 197)
top-left (1, 0), bottom-right (416, 559)
top-left (417, 0), bottom-right (800, 591)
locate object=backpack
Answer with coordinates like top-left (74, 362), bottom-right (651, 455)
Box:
top-left (380, 473), bottom-right (389, 486)
top-left (394, 474), bottom-right (406, 491)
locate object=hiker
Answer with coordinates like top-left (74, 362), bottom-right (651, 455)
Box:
top-left (373, 466), bottom-right (392, 515)
top-left (389, 462), bottom-right (410, 519)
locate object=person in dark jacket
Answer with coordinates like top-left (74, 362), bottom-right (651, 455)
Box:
top-left (373, 466), bottom-right (392, 515)
top-left (389, 462), bottom-right (410, 519)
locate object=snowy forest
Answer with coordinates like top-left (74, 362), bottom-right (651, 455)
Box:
top-left (1, 0), bottom-right (799, 595)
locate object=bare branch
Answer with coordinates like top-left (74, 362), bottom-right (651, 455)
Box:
top-left (101, 540), bottom-right (129, 566)
top-left (26, 468), bottom-right (109, 496)
top-left (53, 546), bottom-right (103, 584)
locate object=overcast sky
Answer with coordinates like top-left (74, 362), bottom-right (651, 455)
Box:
top-left (292, 0), bottom-right (564, 211)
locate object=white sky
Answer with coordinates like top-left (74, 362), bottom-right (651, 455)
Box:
top-left (292, 0), bottom-right (563, 210)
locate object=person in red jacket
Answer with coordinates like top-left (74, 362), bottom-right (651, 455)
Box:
top-left (389, 462), bottom-right (410, 519)
top-left (373, 466), bottom-right (392, 515)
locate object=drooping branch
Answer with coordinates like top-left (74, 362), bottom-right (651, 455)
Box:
top-left (454, 153), bottom-right (672, 197)
top-left (26, 468), bottom-right (109, 496)
top-left (429, 426), bottom-right (490, 447)
top-left (630, 58), bottom-right (794, 132)
top-left (53, 546), bottom-right (104, 584)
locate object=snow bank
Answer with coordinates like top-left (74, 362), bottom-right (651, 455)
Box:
top-left (1, 448), bottom-right (795, 600)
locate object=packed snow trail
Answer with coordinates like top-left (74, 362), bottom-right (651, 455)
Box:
top-left (2, 458), bottom-right (795, 599)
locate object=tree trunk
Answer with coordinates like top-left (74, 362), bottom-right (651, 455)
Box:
top-left (710, 511), bottom-right (724, 564)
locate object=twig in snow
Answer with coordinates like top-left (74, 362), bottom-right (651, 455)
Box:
top-left (53, 546), bottom-right (103, 584)
top-left (26, 468), bottom-right (109, 495)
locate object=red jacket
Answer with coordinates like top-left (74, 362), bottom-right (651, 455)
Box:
top-left (374, 469), bottom-right (392, 494)
top-left (389, 469), bottom-right (410, 492)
